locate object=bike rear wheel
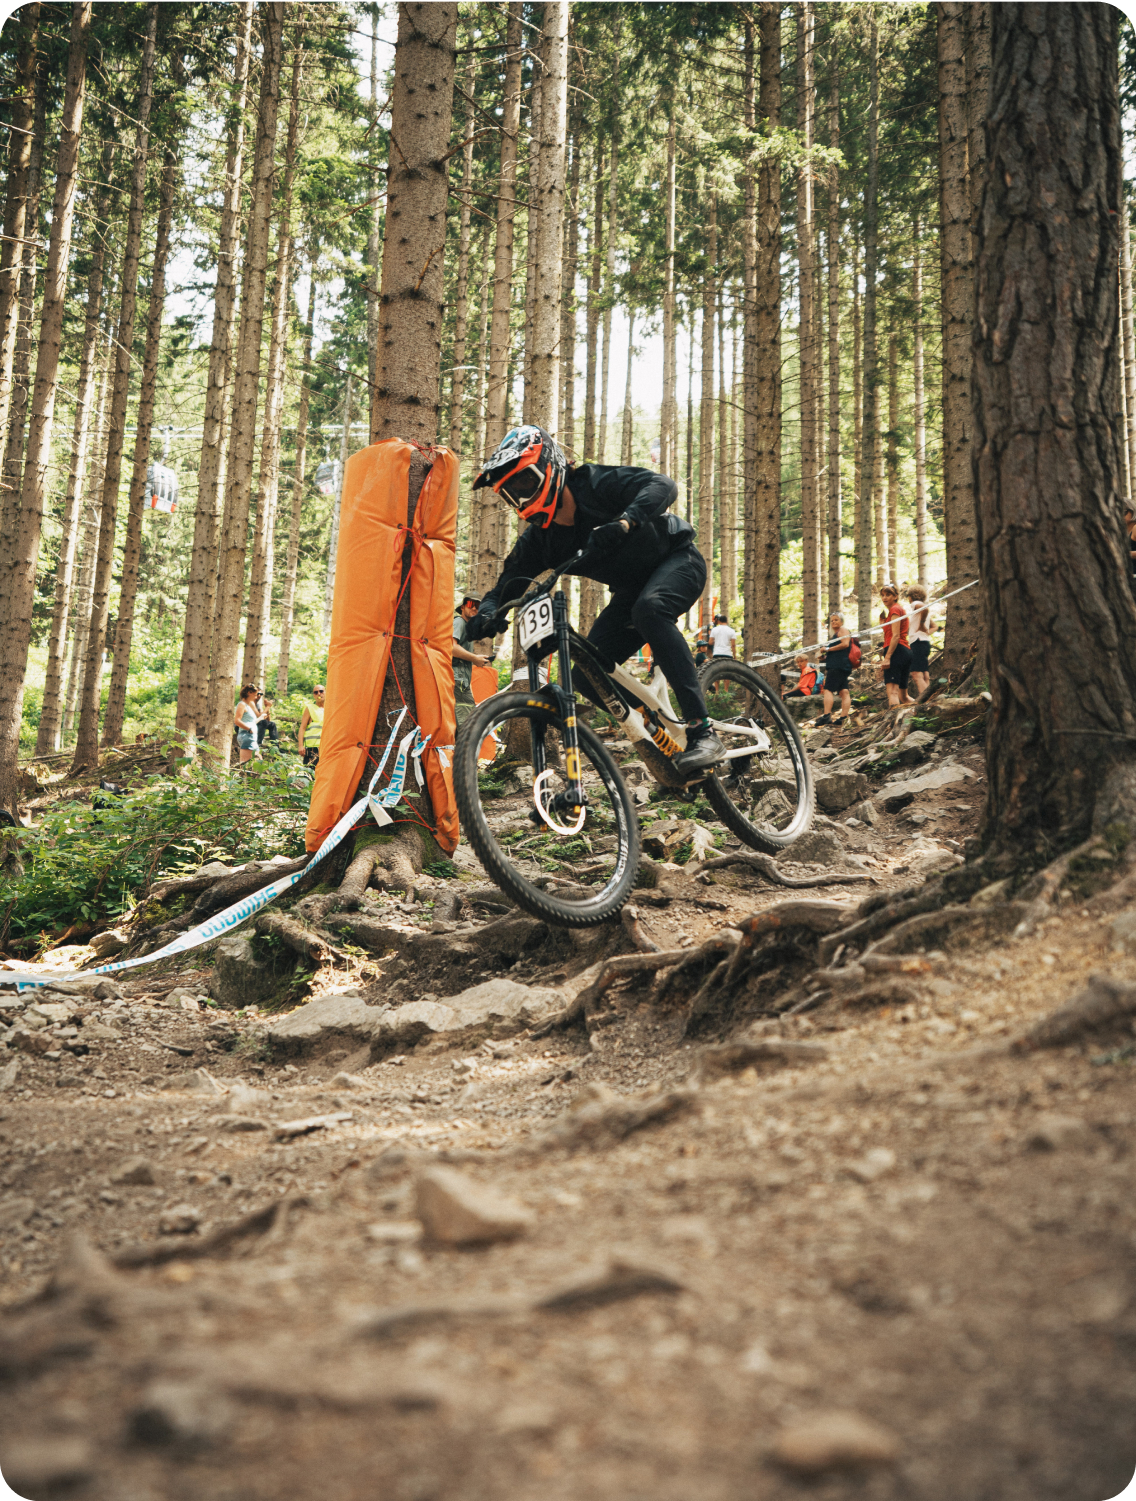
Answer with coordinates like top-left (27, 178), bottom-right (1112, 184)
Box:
top-left (453, 692), bottom-right (640, 927)
top-left (698, 659), bottom-right (814, 853)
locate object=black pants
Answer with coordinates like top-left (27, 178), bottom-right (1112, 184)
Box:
top-left (586, 546), bottom-right (708, 723)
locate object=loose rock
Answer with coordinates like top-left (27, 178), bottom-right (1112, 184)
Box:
top-left (771, 1410), bottom-right (900, 1474)
top-left (158, 1204), bottom-right (202, 1235)
top-left (414, 1166), bottom-right (532, 1246)
top-left (1026, 1114), bottom-right (1092, 1152)
top-left (110, 1155), bottom-right (156, 1186)
top-left (131, 1379), bottom-right (235, 1449)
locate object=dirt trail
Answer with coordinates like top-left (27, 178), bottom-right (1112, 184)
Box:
top-left (1, 723), bottom-right (1134, 1500)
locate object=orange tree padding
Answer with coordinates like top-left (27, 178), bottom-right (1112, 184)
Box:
top-left (471, 657), bottom-right (500, 761)
top-left (305, 440), bottom-right (459, 854)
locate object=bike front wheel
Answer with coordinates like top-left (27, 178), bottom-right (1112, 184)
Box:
top-left (453, 692), bottom-right (640, 928)
top-left (698, 659), bottom-right (815, 853)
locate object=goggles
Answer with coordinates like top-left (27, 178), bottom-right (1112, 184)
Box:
top-left (496, 464), bottom-right (544, 509)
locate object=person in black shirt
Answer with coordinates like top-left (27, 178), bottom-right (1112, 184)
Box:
top-left (256, 696), bottom-right (279, 749)
top-left (467, 425), bottom-right (724, 775)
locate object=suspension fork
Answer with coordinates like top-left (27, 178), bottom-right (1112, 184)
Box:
top-left (526, 590), bottom-right (585, 813)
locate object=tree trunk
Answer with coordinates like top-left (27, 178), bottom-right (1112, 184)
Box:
top-left (698, 199), bottom-right (717, 625)
top-left (367, 10), bottom-right (382, 434)
top-left (448, 51), bottom-right (476, 453)
top-left (0, 1), bottom-right (90, 801)
top-left (37, 137), bottom-right (113, 756)
top-left (726, 305), bottom-right (739, 607)
top-left (686, 302), bottom-right (695, 525)
top-left (974, 2), bottom-right (1135, 854)
top-left (103, 139), bottom-right (179, 748)
top-left (796, 0), bottom-right (820, 649)
top-left (276, 266), bottom-right (316, 697)
top-left (621, 309), bottom-right (635, 464)
top-left (0, 4), bottom-right (38, 453)
top-left (1121, 202), bottom-right (1136, 499)
top-left (855, 16), bottom-right (878, 644)
top-left (242, 47), bottom-right (302, 690)
top-left (662, 109), bottom-right (678, 480)
top-left (203, 2), bottom-right (285, 760)
top-left (175, 0), bottom-right (253, 739)
top-left (70, 5), bottom-right (158, 776)
top-left (63, 343), bottom-right (112, 744)
top-left (371, 2), bottom-right (456, 445)
top-left (521, 37), bottom-right (542, 425)
top-left (886, 325), bottom-right (899, 583)
top-left (475, 0), bottom-right (522, 595)
top-left (598, 113), bottom-right (618, 463)
top-left (874, 395), bottom-right (886, 584)
top-left (559, 116), bottom-right (580, 456)
top-left (937, 0), bottom-right (981, 672)
top-left (825, 57), bottom-right (842, 619)
top-left (753, 2), bottom-right (782, 658)
top-left (528, 0), bottom-right (567, 432)
top-left (717, 286), bottom-right (731, 605)
top-left (0, 55), bottom-right (46, 557)
top-left (324, 374), bottom-right (351, 635)
top-left (912, 226), bottom-right (929, 586)
top-left (473, 225), bottom-right (491, 460)
top-left (742, 21), bottom-right (757, 654)
top-left (583, 140), bottom-right (602, 461)
top-left (852, 232), bottom-right (862, 558)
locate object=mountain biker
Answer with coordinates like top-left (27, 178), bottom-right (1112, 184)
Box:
top-left (466, 425), bottom-right (725, 777)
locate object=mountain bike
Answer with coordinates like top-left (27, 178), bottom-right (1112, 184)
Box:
top-left (452, 552), bottom-right (814, 928)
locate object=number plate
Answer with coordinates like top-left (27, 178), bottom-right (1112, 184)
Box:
top-left (519, 596), bottom-right (554, 650)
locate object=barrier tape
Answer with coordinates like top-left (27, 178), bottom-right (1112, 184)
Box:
top-left (748, 578), bottom-right (981, 670)
top-left (2, 712), bottom-right (415, 994)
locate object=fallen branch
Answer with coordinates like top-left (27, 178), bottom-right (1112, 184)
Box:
top-left (621, 903), bottom-right (659, 953)
top-left (1011, 974), bottom-right (1136, 1053)
top-left (702, 851), bottom-right (869, 888)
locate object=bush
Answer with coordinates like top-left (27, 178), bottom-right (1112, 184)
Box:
top-left (0, 753), bottom-right (312, 948)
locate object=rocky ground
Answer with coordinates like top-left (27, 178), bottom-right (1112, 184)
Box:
top-left (1, 706), bottom-right (1135, 1500)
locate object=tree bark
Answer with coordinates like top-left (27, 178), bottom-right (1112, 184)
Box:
top-left (873, 393), bottom-right (886, 584)
top-left (276, 266), bottom-right (316, 697)
top-left (559, 116), bottom-right (580, 457)
top-left (448, 51), bottom-right (476, 454)
top-left (70, 5), bottom-right (158, 776)
top-left (243, 46), bottom-right (302, 690)
top-left (886, 324), bottom-right (899, 582)
top-left (825, 57), bottom-right (842, 619)
top-left (324, 374), bottom-right (351, 636)
top-left (796, 0), bottom-right (821, 648)
top-left (583, 139), bottom-right (602, 461)
top-left (717, 286), bottom-right (732, 605)
top-left (973, 1), bottom-right (1135, 854)
top-left (1121, 202), bottom-right (1136, 500)
top-left (63, 343), bottom-right (112, 744)
top-left (528, 0), bottom-right (567, 432)
top-left (175, 0), bottom-right (253, 739)
top-left (912, 225), bottom-right (929, 586)
top-left (37, 135), bottom-right (113, 756)
top-left (622, 309), bottom-right (635, 465)
top-left (521, 35), bottom-right (542, 425)
top-left (742, 22), bottom-right (757, 654)
top-left (475, 0), bottom-right (522, 595)
top-left (852, 231), bottom-right (862, 559)
top-left (103, 139), bottom-right (179, 748)
top-left (203, 1), bottom-right (285, 760)
top-left (698, 198), bottom-right (717, 625)
top-left (367, 9), bottom-right (382, 434)
top-left (0, 4), bottom-right (38, 453)
top-left (753, 3), bottom-right (782, 659)
top-left (0, 1), bottom-right (90, 801)
top-left (598, 106), bottom-right (618, 463)
top-left (855, 15), bottom-right (878, 643)
top-left (937, 0), bottom-right (981, 671)
top-left (662, 108), bottom-right (678, 480)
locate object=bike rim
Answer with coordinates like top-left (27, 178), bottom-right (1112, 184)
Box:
top-left (702, 664), bottom-right (811, 840)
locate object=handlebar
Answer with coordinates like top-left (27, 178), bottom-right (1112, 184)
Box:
top-left (490, 547), bottom-right (593, 627)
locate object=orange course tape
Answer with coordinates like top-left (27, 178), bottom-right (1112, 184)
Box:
top-left (305, 439), bottom-right (459, 855)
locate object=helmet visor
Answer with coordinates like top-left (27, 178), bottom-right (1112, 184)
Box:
top-left (496, 464), bottom-right (543, 509)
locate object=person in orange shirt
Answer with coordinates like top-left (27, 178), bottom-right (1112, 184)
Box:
top-left (782, 653), bottom-right (817, 699)
top-left (878, 583), bottom-right (912, 707)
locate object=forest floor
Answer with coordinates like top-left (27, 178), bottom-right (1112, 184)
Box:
top-left (1, 709), bottom-right (1135, 1501)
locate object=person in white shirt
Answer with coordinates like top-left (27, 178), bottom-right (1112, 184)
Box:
top-left (709, 614), bottom-right (737, 659)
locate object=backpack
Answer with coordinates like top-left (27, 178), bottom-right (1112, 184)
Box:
top-left (848, 639), bottom-right (862, 669)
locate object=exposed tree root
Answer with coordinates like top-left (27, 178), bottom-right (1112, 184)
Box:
top-left (254, 912), bottom-right (334, 964)
top-left (1010, 975), bottom-right (1136, 1053)
top-left (113, 1196), bottom-right (305, 1268)
top-left (338, 846), bottom-right (379, 910)
top-left (621, 904), bottom-right (660, 953)
top-left (701, 852), bottom-right (869, 888)
top-left (531, 949), bottom-right (688, 1036)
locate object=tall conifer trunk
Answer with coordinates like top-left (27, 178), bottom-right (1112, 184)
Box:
top-left (37, 137), bottom-right (113, 755)
top-left (886, 326), bottom-right (899, 581)
top-left (559, 119), bottom-right (580, 455)
top-left (753, 3), bottom-right (782, 659)
top-left (367, 11), bottom-right (381, 430)
top-left (698, 200), bottom-right (717, 625)
top-left (583, 142), bottom-right (602, 460)
top-left (71, 6), bottom-right (158, 775)
top-left (622, 310), bottom-right (635, 464)
top-left (855, 17), bottom-right (878, 642)
top-left (825, 60), bottom-right (842, 617)
top-left (742, 22), bottom-right (757, 652)
top-left (912, 228), bottom-right (929, 586)
top-left (796, 1), bottom-right (820, 647)
top-left (276, 266), bottom-right (316, 697)
top-left (0, 1), bottom-right (90, 801)
top-left (0, 5), bottom-right (38, 453)
top-left (63, 344), bottom-right (111, 744)
top-left (598, 110), bottom-right (618, 462)
top-left (528, 0), bottom-right (568, 431)
top-left (175, 0), bottom-right (253, 739)
top-left (521, 38), bottom-right (543, 425)
top-left (475, 0), bottom-right (522, 595)
top-left (448, 51), bottom-right (476, 453)
top-left (242, 47), bottom-right (302, 690)
top-left (662, 110), bottom-right (678, 479)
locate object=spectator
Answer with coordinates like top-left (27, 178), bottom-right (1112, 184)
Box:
top-left (782, 653), bottom-right (818, 699)
top-left (709, 612), bottom-right (737, 659)
top-left (817, 613), bottom-right (853, 724)
top-left (693, 625), bottom-right (712, 669)
top-left (234, 684), bottom-right (260, 766)
top-left (452, 590), bottom-right (493, 729)
top-left (878, 583), bottom-right (912, 707)
top-left (257, 695), bottom-right (279, 749)
top-left (904, 584), bottom-right (933, 700)
top-left (297, 685), bottom-right (325, 767)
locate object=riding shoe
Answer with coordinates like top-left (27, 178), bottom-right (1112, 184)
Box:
top-left (672, 727), bottom-right (726, 778)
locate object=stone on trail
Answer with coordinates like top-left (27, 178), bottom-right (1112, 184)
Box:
top-left (89, 927), bottom-right (129, 958)
top-left (535, 1253), bottom-right (685, 1312)
top-left (771, 1410), bottom-right (899, 1474)
top-left (894, 730), bottom-right (936, 765)
top-left (845, 1147), bottom-right (897, 1183)
top-left (0, 1196), bottom-right (35, 1232)
top-left (901, 838), bottom-right (964, 880)
top-left (158, 1204), bottom-right (202, 1235)
top-left (158, 1070), bottom-right (225, 1095)
top-left (273, 1112), bottom-right (353, 1141)
top-left (110, 1155), bottom-right (156, 1186)
top-left (0, 1057), bottom-right (19, 1091)
top-left (1026, 1114), bottom-right (1092, 1152)
top-left (845, 799), bottom-right (880, 826)
top-left (209, 935), bottom-right (285, 1010)
top-left (884, 761), bottom-right (975, 799)
top-left (267, 992), bottom-right (389, 1056)
top-left (131, 1379), bottom-right (235, 1449)
top-left (778, 826), bottom-right (866, 869)
top-left (374, 979), bottom-right (564, 1050)
top-left (414, 1165), bottom-right (533, 1246)
top-left (814, 770), bottom-right (871, 814)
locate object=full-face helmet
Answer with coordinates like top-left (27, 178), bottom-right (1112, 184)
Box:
top-left (472, 425), bottom-right (567, 529)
